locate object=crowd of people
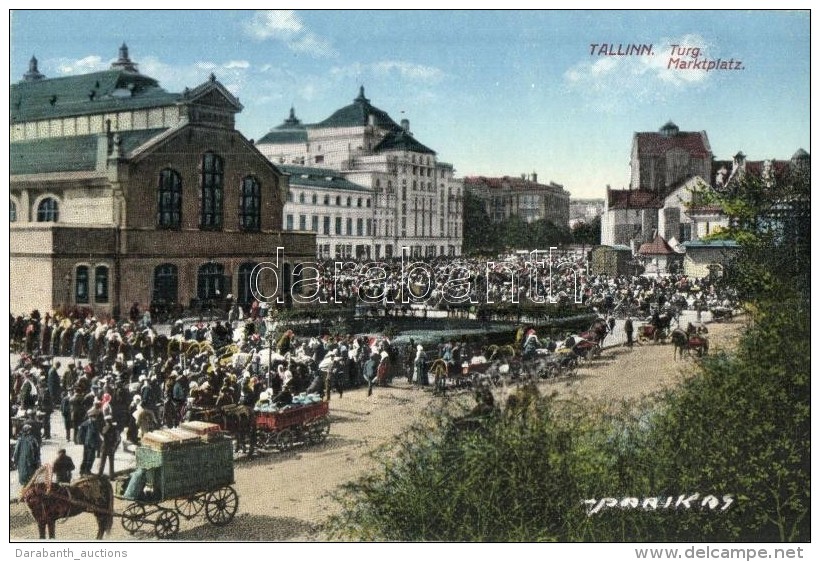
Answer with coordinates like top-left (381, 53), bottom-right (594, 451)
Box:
top-left (9, 253), bottom-right (738, 486)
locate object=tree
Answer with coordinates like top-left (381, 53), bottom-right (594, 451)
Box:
top-left (462, 190), bottom-right (500, 254)
top-left (571, 215), bottom-right (601, 246)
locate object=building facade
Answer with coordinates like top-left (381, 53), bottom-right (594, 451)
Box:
top-left (256, 87), bottom-right (463, 258)
top-left (10, 46), bottom-right (314, 317)
top-left (602, 121), bottom-right (718, 249)
top-left (281, 166), bottom-right (374, 259)
top-left (463, 174), bottom-right (570, 227)
top-left (601, 121), bottom-right (808, 275)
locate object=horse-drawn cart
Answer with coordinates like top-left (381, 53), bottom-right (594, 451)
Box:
top-left (254, 400), bottom-right (330, 451)
top-left (115, 425), bottom-right (238, 539)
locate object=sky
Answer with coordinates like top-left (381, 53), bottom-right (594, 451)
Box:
top-left (8, 9), bottom-right (811, 198)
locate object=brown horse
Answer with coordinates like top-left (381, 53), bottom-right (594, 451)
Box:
top-left (671, 329), bottom-right (709, 360)
top-left (20, 467), bottom-right (114, 540)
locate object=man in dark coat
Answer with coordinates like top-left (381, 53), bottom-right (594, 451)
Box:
top-left (53, 448), bottom-right (75, 484)
top-left (98, 416), bottom-right (120, 478)
top-left (13, 424), bottom-right (41, 485)
top-left (47, 361), bottom-right (62, 406)
top-left (77, 416), bottom-right (102, 475)
top-left (624, 317), bottom-right (634, 349)
top-left (362, 353), bottom-right (379, 397)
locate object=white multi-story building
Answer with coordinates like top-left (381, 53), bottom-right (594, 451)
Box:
top-left (281, 165), bottom-right (374, 260)
top-left (257, 87), bottom-right (463, 258)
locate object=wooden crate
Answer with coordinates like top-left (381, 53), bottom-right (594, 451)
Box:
top-left (135, 437), bottom-right (233, 500)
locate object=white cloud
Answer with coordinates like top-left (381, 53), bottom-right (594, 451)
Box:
top-left (564, 34), bottom-right (713, 111)
top-left (52, 55), bottom-right (108, 74)
top-left (244, 10), bottom-right (304, 40)
top-left (243, 10), bottom-right (337, 58)
top-left (225, 60), bottom-right (250, 70)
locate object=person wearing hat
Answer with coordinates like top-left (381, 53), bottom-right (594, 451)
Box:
top-left (97, 415), bottom-right (120, 478)
top-left (77, 412), bottom-right (102, 475)
top-left (13, 424), bottom-right (41, 485)
top-left (53, 448), bottom-right (75, 484)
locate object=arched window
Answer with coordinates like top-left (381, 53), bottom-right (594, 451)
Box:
top-left (238, 262), bottom-right (258, 306)
top-left (311, 194), bottom-right (317, 204)
top-left (75, 266), bottom-right (89, 304)
top-left (200, 152), bottom-right (224, 229)
top-left (153, 264), bottom-right (178, 305)
top-left (94, 266), bottom-right (109, 303)
top-left (299, 192), bottom-right (305, 204)
top-left (239, 176), bottom-right (261, 232)
top-left (37, 197), bottom-right (59, 222)
top-left (336, 196), bottom-right (341, 206)
top-left (10, 200), bottom-right (17, 222)
top-left (157, 168), bottom-right (182, 228)
top-left (197, 262), bottom-right (224, 300)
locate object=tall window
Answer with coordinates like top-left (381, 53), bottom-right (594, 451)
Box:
top-left (153, 264), bottom-right (178, 305)
top-left (312, 216), bottom-right (319, 232)
top-left (335, 217), bottom-right (342, 235)
top-left (238, 262), bottom-right (258, 306)
top-left (299, 192), bottom-right (305, 204)
top-left (286, 214), bottom-right (294, 230)
top-left (200, 152), bottom-right (224, 229)
top-left (357, 218), bottom-right (364, 236)
top-left (37, 197), bottom-right (59, 222)
top-left (157, 168), bottom-right (182, 228)
top-left (312, 194), bottom-right (317, 204)
top-left (239, 176), bottom-right (261, 232)
top-left (197, 262), bottom-right (224, 300)
top-left (346, 217), bottom-right (353, 235)
top-left (10, 200), bottom-right (17, 222)
top-left (94, 266), bottom-right (109, 303)
top-left (299, 215), bottom-right (306, 230)
top-left (75, 266), bottom-right (89, 304)
top-left (323, 216), bottom-right (331, 235)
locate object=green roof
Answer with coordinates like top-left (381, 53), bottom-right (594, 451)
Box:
top-left (258, 107), bottom-right (308, 144)
top-left (257, 129), bottom-right (307, 144)
top-left (280, 165), bottom-right (372, 193)
top-left (311, 86), bottom-right (401, 131)
top-left (11, 128), bottom-right (168, 175)
top-left (11, 69), bottom-right (181, 123)
top-left (374, 129), bottom-right (436, 155)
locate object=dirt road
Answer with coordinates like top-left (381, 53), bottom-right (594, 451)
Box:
top-left (9, 317), bottom-right (746, 541)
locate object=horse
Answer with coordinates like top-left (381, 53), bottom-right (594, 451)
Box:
top-left (20, 468), bottom-right (113, 540)
top-left (671, 328), bottom-right (709, 360)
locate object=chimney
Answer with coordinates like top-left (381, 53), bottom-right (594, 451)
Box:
top-left (400, 119), bottom-right (410, 133)
top-left (532, 171), bottom-right (538, 184)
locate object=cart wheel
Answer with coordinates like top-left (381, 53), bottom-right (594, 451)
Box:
top-left (154, 508), bottom-right (180, 539)
top-left (121, 503), bottom-right (146, 534)
top-left (255, 431), bottom-right (270, 450)
top-left (275, 429), bottom-right (294, 451)
top-left (175, 495), bottom-right (205, 519)
top-left (264, 431), bottom-right (279, 449)
top-left (205, 486), bottom-right (239, 526)
top-left (308, 419), bottom-right (330, 444)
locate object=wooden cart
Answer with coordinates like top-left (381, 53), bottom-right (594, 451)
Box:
top-left (115, 425), bottom-right (238, 539)
top-left (254, 401), bottom-right (330, 451)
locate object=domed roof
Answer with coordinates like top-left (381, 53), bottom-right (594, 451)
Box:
top-left (373, 129), bottom-right (435, 155)
top-left (659, 120), bottom-right (679, 137)
top-left (257, 107), bottom-right (308, 145)
top-left (312, 86), bottom-right (401, 131)
top-left (791, 148), bottom-right (809, 160)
